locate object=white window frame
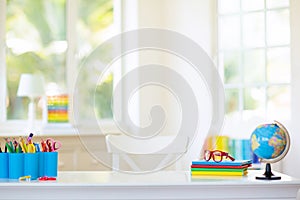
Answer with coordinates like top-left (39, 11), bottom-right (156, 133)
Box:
top-left (0, 0), bottom-right (7, 123)
top-left (0, 0), bottom-right (122, 135)
top-left (217, 0), bottom-right (291, 122)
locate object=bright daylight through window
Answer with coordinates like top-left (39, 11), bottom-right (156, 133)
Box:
top-left (218, 0), bottom-right (291, 122)
top-left (1, 0), bottom-right (114, 125)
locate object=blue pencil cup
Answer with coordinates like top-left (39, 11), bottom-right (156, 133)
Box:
top-left (0, 153), bottom-right (8, 179)
top-left (24, 153), bottom-right (39, 180)
top-left (43, 152), bottom-right (58, 177)
top-left (8, 153), bottom-right (24, 179)
top-left (38, 152), bottom-right (44, 177)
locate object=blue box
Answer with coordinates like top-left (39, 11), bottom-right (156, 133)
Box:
top-left (8, 153), bottom-right (24, 179)
top-left (24, 153), bottom-right (39, 180)
top-left (0, 153), bottom-right (8, 179)
top-left (41, 152), bottom-right (58, 177)
top-left (38, 152), bottom-right (44, 177)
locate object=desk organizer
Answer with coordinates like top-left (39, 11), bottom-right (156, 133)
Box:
top-left (39, 152), bottom-right (58, 177)
top-left (0, 152), bottom-right (58, 180)
top-left (0, 153), bottom-right (8, 178)
top-left (24, 153), bottom-right (39, 180)
top-left (8, 153), bottom-right (24, 179)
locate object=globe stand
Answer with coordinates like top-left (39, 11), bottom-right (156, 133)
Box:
top-left (256, 163), bottom-right (281, 180)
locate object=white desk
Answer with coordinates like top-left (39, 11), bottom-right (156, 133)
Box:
top-left (0, 170), bottom-right (300, 200)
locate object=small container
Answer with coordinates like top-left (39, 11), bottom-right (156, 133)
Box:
top-left (24, 153), bottom-right (39, 180)
top-left (38, 152), bottom-right (44, 177)
top-left (0, 153), bottom-right (9, 179)
top-left (8, 153), bottom-right (24, 179)
top-left (42, 152), bottom-right (58, 177)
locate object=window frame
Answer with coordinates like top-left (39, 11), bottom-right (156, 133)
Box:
top-left (217, 0), bottom-right (291, 121)
top-left (0, 0), bottom-right (121, 135)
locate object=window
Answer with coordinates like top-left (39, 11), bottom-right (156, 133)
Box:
top-left (5, 0), bottom-right (67, 120)
top-left (0, 0), bottom-right (117, 130)
top-left (218, 0), bottom-right (291, 122)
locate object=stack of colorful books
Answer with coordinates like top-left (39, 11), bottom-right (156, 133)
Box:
top-left (191, 160), bottom-right (252, 177)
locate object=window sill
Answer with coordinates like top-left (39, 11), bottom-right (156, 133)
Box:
top-left (0, 120), bottom-right (120, 137)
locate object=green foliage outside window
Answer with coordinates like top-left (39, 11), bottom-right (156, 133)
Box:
top-left (5, 0), bottom-right (114, 120)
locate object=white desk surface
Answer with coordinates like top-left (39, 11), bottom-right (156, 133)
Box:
top-left (0, 170), bottom-right (300, 200)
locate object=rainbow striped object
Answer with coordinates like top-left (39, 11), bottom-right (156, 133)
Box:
top-left (47, 95), bottom-right (69, 123)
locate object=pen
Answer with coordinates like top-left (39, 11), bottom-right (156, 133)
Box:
top-left (4, 138), bottom-right (14, 153)
top-left (41, 140), bottom-right (47, 152)
top-left (16, 144), bottom-right (23, 153)
top-left (13, 138), bottom-right (18, 152)
top-left (9, 141), bottom-right (15, 153)
top-left (5, 142), bottom-right (14, 153)
top-left (27, 140), bottom-right (36, 153)
top-left (20, 137), bottom-right (28, 153)
top-left (27, 133), bottom-right (34, 143)
top-left (26, 133), bottom-right (35, 153)
top-left (34, 143), bottom-right (40, 152)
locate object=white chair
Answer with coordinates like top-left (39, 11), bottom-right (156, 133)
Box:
top-left (106, 135), bottom-right (189, 172)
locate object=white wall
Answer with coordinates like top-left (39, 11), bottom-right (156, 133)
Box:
top-left (162, 0), bottom-right (215, 56)
top-left (121, 0), bottom-right (217, 169)
top-left (283, 0), bottom-right (300, 178)
top-left (160, 0), bottom-right (218, 167)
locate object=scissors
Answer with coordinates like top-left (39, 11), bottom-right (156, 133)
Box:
top-left (45, 138), bottom-right (62, 152)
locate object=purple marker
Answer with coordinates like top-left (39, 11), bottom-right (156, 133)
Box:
top-left (27, 133), bottom-right (34, 143)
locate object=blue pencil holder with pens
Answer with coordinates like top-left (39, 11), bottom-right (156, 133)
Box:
top-left (2, 135), bottom-right (60, 180)
top-left (5, 152), bottom-right (58, 179)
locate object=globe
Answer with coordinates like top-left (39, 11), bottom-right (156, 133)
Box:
top-left (250, 121), bottom-right (290, 180)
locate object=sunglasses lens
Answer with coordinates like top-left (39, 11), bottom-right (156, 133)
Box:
top-left (204, 150), bottom-right (211, 161)
top-left (213, 151), bottom-right (222, 162)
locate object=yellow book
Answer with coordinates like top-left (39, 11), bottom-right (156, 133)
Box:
top-left (191, 175), bottom-right (243, 180)
top-left (191, 170), bottom-right (247, 176)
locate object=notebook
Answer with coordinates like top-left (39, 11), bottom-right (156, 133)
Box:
top-left (191, 170), bottom-right (248, 176)
top-left (191, 160), bottom-right (252, 166)
top-left (191, 164), bottom-right (251, 169)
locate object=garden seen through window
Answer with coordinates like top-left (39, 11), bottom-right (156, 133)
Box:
top-left (1, 0), bottom-right (114, 123)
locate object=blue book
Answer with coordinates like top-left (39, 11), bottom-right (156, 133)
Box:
top-left (192, 160), bottom-right (252, 166)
